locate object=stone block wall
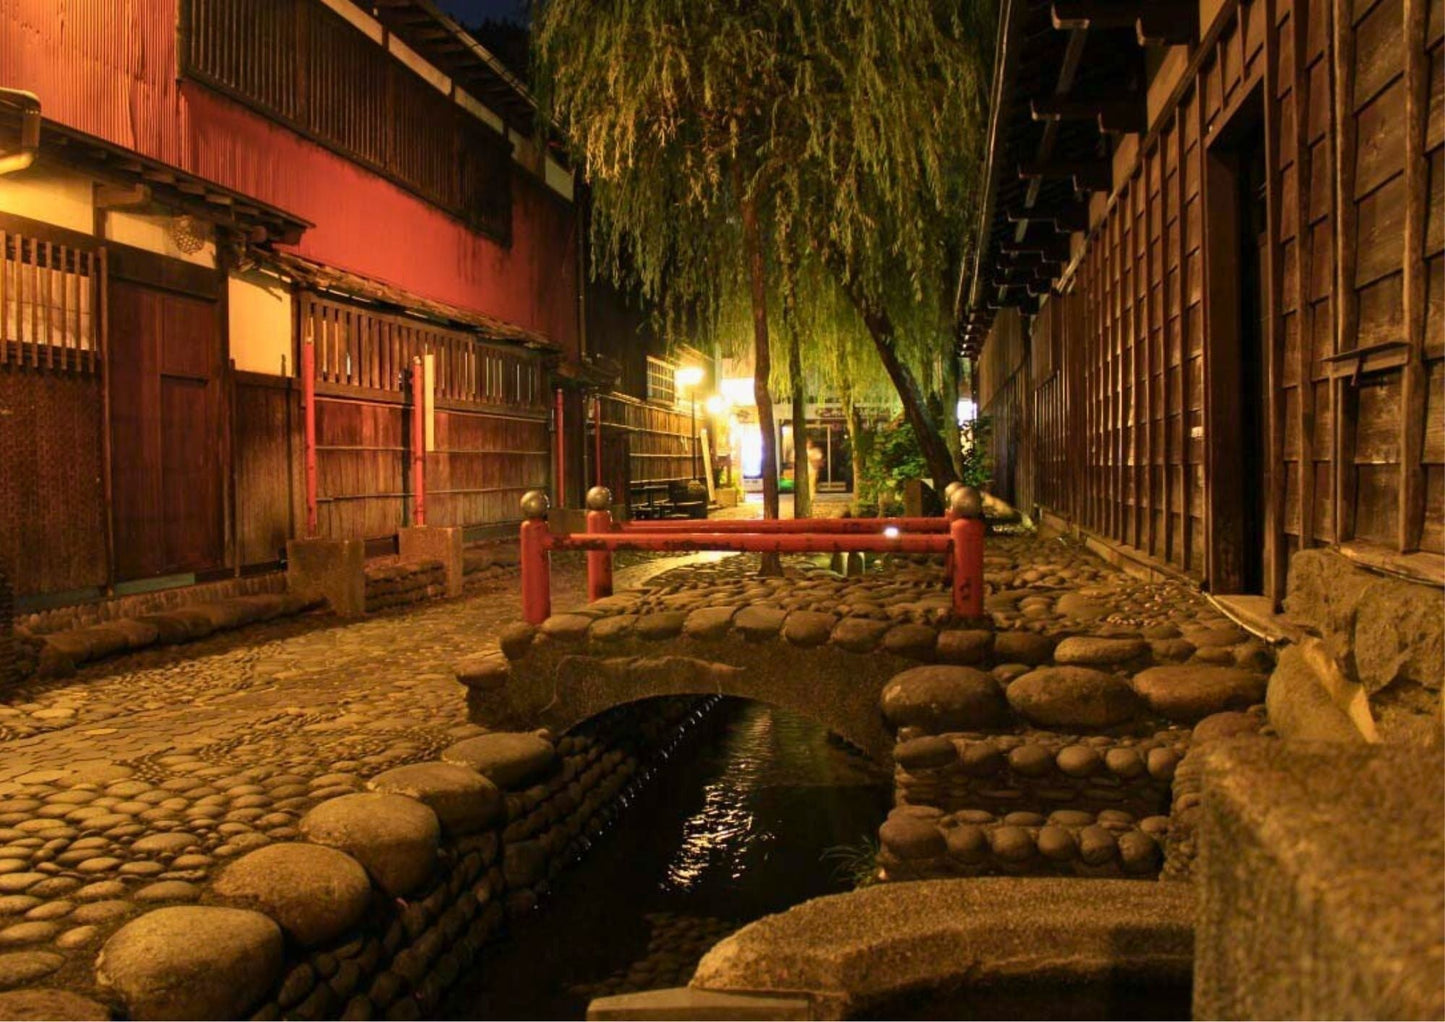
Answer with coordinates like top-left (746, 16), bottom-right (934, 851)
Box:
top-left (80, 698), bottom-right (714, 1022)
top-left (1282, 549), bottom-right (1442, 745)
top-left (14, 573), bottom-right (288, 637)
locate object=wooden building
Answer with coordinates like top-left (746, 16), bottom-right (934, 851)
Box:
top-left (0, 0), bottom-right (588, 611)
top-left (960, 0), bottom-right (1442, 604)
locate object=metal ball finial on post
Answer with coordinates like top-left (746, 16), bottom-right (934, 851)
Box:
top-left (519, 491), bottom-right (552, 623)
top-left (585, 485), bottom-right (613, 512)
top-left (943, 481), bottom-right (964, 511)
top-left (950, 485), bottom-right (983, 520)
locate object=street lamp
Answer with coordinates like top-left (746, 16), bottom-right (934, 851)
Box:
top-left (675, 365), bottom-right (705, 481)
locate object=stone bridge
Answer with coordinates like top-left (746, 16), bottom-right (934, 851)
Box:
top-left (456, 615), bottom-right (931, 763)
top-left (451, 561), bottom-right (984, 763)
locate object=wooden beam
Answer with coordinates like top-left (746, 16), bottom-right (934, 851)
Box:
top-left (1019, 159), bottom-right (1113, 191)
top-left (1000, 236), bottom-right (1073, 261)
top-left (1262, 0), bottom-right (1286, 605)
top-left (1032, 95), bottom-right (1147, 135)
top-left (1136, 4), bottom-right (1200, 46)
top-left (1400, 0), bottom-right (1428, 551)
top-left (1292, 0), bottom-right (1317, 552)
top-left (1006, 203), bottom-right (1089, 233)
top-left (1331, 0), bottom-right (1358, 545)
top-left (1051, 1), bottom-right (1142, 31)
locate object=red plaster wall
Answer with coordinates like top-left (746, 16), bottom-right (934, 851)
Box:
top-left (0, 0), bottom-right (579, 355)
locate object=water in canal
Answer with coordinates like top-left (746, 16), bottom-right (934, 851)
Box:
top-left (443, 698), bottom-right (891, 1020)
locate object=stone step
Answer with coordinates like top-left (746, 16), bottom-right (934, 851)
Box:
top-left (878, 804), bottom-right (1169, 880)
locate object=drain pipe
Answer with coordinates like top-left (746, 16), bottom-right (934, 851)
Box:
top-left (0, 89), bottom-right (40, 176)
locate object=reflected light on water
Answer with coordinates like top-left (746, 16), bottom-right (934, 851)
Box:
top-left (662, 707), bottom-right (778, 891)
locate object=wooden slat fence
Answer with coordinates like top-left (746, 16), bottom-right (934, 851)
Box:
top-left (595, 392), bottom-right (697, 490)
top-left (0, 227), bottom-right (108, 596)
top-left (987, 0), bottom-right (1443, 597)
top-left (299, 293), bottom-right (548, 542)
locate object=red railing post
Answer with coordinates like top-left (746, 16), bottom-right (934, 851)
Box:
top-left (584, 485), bottom-right (614, 602)
top-left (302, 336), bottom-right (318, 537)
top-left (949, 509), bottom-right (985, 619)
top-left (411, 355), bottom-right (426, 526)
top-left (520, 490), bottom-right (552, 624)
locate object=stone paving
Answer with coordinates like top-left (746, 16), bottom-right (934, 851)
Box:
top-left (0, 554), bottom-right (697, 999)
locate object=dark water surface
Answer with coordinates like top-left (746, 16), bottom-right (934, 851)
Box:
top-left (443, 699), bottom-right (891, 1020)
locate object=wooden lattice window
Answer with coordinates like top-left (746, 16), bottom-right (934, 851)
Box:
top-left (180, 0), bottom-right (512, 242)
top-left (0, 230), bottom-right (103, 372)
top-left (645, 356), bottom-right (677, 406)
top-left (301, 294), bottom-right (544, 411)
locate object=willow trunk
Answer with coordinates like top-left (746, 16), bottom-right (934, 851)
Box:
top-left (787, 321), bottom-right (811, 519)
top-left (739, 184), bottom-right (782, 573)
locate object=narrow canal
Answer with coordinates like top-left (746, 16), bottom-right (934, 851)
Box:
top-left (443, 698), bottom-right (892, 1020)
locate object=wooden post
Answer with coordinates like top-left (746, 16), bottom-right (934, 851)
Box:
top-left (1399, 0), bottom-right (1428, 552)
top-left (98, 245), bottom-right (115, 594)
top-left (302, 335), bottom-right (318, 538)
top-left (410, 355), bottom-right (426, 527)
top-left (554, 386), bottom-right (567, 508)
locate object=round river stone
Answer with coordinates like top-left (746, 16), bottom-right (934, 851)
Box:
top-left (1006, 667), bottom-right (1142, 728)
top-left (880, 666), bottom-right (1010, 732)
top-left (96, 906), bottom-right (283, 1021)
top-left (441, 732), bottom-right (555, 789)
top-left (298, 793), bottom-right (439, 897)
top-left (1053, 636), bottom-right (1148, 666)
top-left (213, 843), bottom-right (371, 947)
top-left (1130, 665), bottom-right (1268, 722)
top-left (368, 761), bottom-right (502, 834)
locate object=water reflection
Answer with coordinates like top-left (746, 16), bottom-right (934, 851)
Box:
top-left (445, 699), bottom-right (890, 1020)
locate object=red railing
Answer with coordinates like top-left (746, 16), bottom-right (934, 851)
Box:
top-left (516, 488), bottom-right (986, 626)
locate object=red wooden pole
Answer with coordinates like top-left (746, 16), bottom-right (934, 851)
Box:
top-left (617, 517), bottom-right (949, 534)
top-left (520, 518), bottom-right (552, 624)
top-left (586, 508), bottom-right (613, 601)
top-left (411, 356), bottom-right (426, 526)
top-left (950, 515), bottom-right (985, 618)
top-left (302, 337), bottom-right (318, 537)
top-left (552, 533), bottom-right (951, 555)
top-left (554, 387), bottom-right (567, 508)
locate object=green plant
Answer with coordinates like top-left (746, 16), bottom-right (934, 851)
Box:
top-left (958, 415), bottom-right (994, 490)
top-left (821, 836), bottom-right (883, 889)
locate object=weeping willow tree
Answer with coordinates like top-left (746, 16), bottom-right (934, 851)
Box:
top-left (535, 0), bottom-right (995, 501)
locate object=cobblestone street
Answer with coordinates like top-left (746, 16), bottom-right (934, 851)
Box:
top-left (0, 554), bottom-right (707, 994)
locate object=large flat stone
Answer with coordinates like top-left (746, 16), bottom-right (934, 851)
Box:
top-left (368, 761), bottom-right (502, 833)
top-left (1194, 741), bottom-right (1444, 1020)
top-left (693, 877), bottom-right (1193, 1019)
top-left (1131, 665), bottom-right (1267, 723)
top-left (1007, 667), bottom-right (1141, 729)
top-left (441, 732), bottom-right (555, 789)
top-left (880, 666), bottom-right (1010, 733)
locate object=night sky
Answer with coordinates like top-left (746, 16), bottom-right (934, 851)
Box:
top-left (435, 0), bottom-right (528, 26)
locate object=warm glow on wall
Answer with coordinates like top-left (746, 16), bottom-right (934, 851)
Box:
top-left (675, 365), bottom-right (704, 390)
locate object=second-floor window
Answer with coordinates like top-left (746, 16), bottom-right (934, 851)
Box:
top-left (180, 0), bottom-right (512, 242)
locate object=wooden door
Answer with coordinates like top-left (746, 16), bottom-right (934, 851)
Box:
top-left (109, 280), bottom-right (225, 580)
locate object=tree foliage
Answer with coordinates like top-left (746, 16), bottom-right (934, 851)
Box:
top-left (534, 0), bottom-right (997, 496)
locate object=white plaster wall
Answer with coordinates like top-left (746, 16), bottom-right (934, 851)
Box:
top-left (228, 271), bottom-right (294, 376)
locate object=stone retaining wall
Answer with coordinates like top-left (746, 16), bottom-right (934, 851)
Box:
top-left (14, 574), bottom-right (288, 637)
top-left (60, 698), bottom-right (714, 1021)
top-left (364, 561), bottom-right (446, 615)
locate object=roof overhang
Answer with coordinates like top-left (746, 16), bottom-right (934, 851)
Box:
top-left (0, 103), bottom-right (312, 246)
top-left (371, 0), bottom-right (541, 141)
top-left (255, 247), bottom-right (559, 352)
top-left (956, 1), bottom-right (1196, 357)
